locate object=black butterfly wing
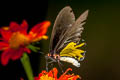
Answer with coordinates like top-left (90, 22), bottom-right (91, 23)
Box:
top-left (55, 10), bottom-right (89, 53)
top-left (49, 6), bottom-right (75, 54)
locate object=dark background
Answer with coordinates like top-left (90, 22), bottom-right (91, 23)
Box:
top-left (0, 0), bottom-right (120, 80)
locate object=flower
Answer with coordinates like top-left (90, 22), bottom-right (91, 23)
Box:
top-left (0, 20), bottom-right (50, 66)
top-left (35, 68), bottom-right (80, 80)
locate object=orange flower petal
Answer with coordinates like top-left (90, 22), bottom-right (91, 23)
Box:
top-left (35, 68), bottom-right (80, 80)
top-left (59, 68), bottom-right (72, 79)
top-left (29, 21), bottom-right (50, 40)
top-left (47, 68), bottom-right (56, 78)
top-left (71, 75), bottom-right (80, 80)
top-left (52, 68), bottom-right (58, 79)
top-left (39, 70), bottom-right (48, 77)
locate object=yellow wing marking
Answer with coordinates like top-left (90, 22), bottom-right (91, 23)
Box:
top-left (60, 42), bottom-right (85, 61)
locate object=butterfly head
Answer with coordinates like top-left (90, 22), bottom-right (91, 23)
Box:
top-left (47, 53), bottom-right (60, 60)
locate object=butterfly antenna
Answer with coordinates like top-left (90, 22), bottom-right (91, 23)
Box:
top-left (39, 52), bottom-right (44, 54)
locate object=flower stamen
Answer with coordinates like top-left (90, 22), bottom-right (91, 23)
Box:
top-left (9, 32), bottom-right (29, 49)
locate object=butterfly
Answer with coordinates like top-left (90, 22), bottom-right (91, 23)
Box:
top-left (46, 6), bottom-right (88, 70)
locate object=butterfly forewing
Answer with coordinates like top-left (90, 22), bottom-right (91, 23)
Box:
top-left (55, 10), bottom-right (89, 53)
top-left (49, 6), bottom-right (75, 54)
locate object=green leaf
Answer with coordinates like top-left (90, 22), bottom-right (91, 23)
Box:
top-left (27, 44), bottom-right (40, 52)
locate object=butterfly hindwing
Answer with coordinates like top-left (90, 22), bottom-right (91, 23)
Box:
top-left (49, 6), bottom-right (75, 54)
top-left (65, 10), bottom-right (89, 44)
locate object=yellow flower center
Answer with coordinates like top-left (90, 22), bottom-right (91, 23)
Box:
top-left (40, 75), bottom-right (55, 80)
top-left (9, 32), bottom-right (29, 49)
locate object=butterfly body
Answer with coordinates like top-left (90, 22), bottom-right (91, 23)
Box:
top-left (47, 6), bottom-right (89, 68)
top-left (47, 53), bottom-right (60, 60)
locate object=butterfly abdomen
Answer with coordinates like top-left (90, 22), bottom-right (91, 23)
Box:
top-left (60, 56), bottom-right (80, 67)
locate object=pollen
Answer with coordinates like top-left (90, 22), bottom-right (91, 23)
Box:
top-left (9, 32), bottom-right (29, 49)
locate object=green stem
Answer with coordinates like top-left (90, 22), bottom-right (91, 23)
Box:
top-left (21, 53), bottom-right (34, 80)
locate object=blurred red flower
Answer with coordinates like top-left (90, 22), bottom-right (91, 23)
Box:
top-left (0, 20), bottom-right (50, 66)
top-left (35, 68), bottom-right (80, 80)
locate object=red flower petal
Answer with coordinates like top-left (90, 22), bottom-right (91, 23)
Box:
top-left (34, 77), bottom-right (39, 80)
top-left (10, 21), bottom-right (20, 32)
top-left (11, 48), bottom-right (24, 60)
top-left (1, 46), bottom-right (31, 65)
top-left (29, 21), bottom-right (50, 39)
top-left (23, 47), bottom-right (31, 54)
top-left (0, 42), bottom-right (9, 50)
top-left (1, 49), bottom-right (11, 66)
top-left (11, 47), bottom-right (31, 60)
top-left (20, 20), bottom-right (28, 34)
top-left (9, 20), bottom-right (28, 34)
top-left (0, 29), bottom-right (12, 41)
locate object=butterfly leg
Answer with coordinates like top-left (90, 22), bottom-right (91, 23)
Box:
top-left (45, 55), bottom-right (57, 71)
top-left (57, 59), bottom-right (64, 73)
top-left (45, 56), bottom-right (49, 71)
